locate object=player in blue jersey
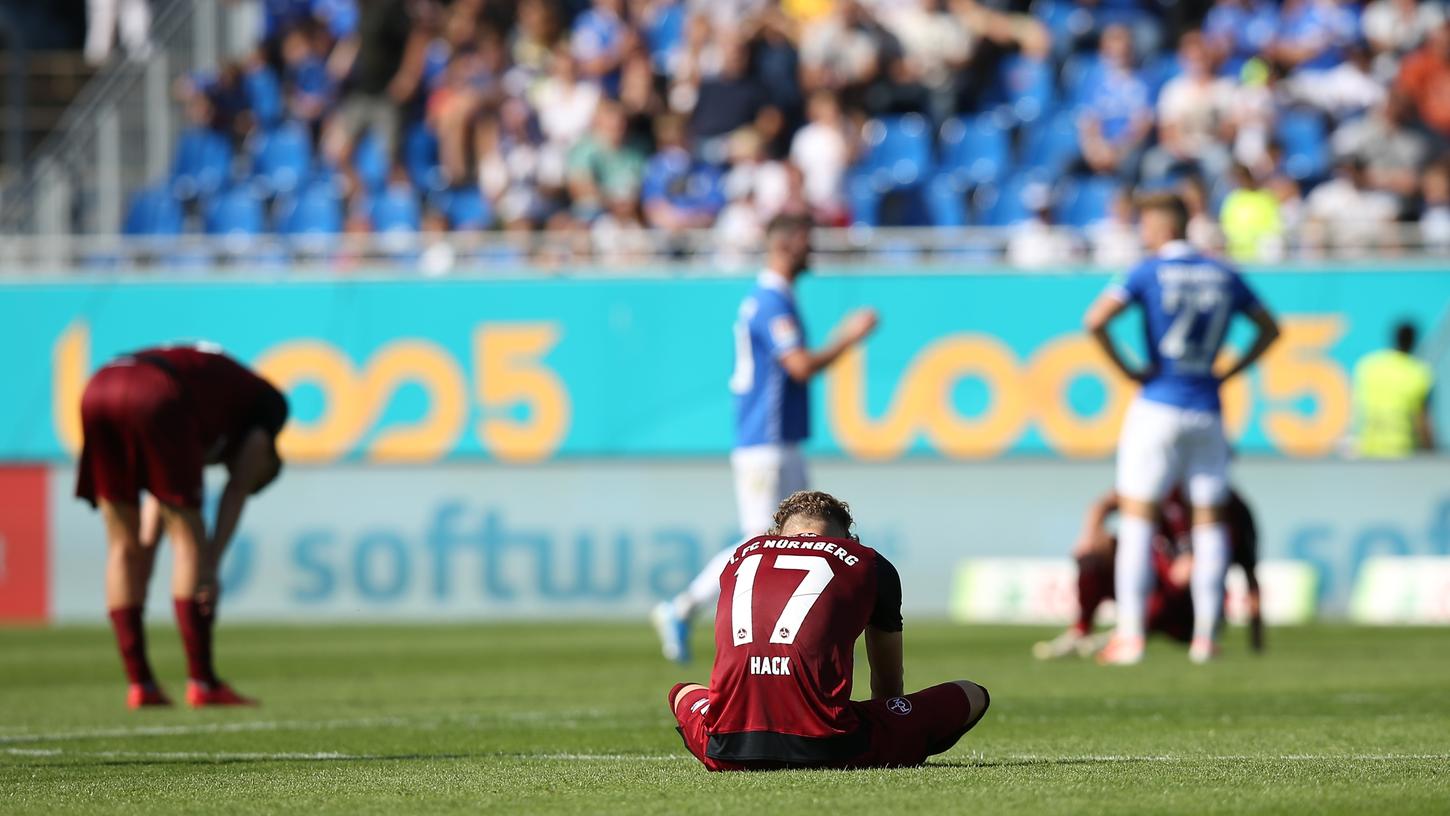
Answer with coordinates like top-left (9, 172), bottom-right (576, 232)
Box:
top-left (652, 213), bottom-right (879, 662)
top-left (1083, 192), bottom-right (1279, 665)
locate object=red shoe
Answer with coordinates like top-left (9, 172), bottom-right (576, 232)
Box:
top-left (186, 680), bottom-right (259, 708)
top-left (127, 683), bottom-right (173, 709)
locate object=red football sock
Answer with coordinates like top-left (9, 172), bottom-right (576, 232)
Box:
top-left (107, 606), bottom-right (156, 686)
top-left (1076, 554), bottom-right (1113, 634)
top-left (173, 598), bottom-right (218, 686)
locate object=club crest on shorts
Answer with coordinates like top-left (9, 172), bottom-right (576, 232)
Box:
top-left (887, 696), bottom-right (912, 716)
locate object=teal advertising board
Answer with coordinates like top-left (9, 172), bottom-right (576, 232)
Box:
top-left (1, 269), bottom-right (1446, 462)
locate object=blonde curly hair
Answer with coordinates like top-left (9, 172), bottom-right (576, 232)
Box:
top-left (769, 490), bottom-right (855, 538)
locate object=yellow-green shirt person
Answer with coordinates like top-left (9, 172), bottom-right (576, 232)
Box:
top-left (1352, 322), bottom-right (1436, 458)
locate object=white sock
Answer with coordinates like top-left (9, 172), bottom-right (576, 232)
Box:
top-left (1191, 522), bottom-right (1230, 642)
top-left (673, 543), bottom-right (741, 619)
top-left (1114, 514), bottom-right (1154, 641)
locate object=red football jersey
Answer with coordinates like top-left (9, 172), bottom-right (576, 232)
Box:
top-left (704, 534), bottom-right (899, 764)
top-left (126, 345), bottom-right (288, 461)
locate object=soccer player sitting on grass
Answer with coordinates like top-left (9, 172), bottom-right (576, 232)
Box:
top-left (1034, 485), bottom-right (1263, 661)
top-left (668, 491), bottom-right (990, 770)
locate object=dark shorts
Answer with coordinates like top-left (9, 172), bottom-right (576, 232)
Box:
top-left (75, 363), bottom-right (204, 509)
top-left (669, 681), bottom-right (986, 772)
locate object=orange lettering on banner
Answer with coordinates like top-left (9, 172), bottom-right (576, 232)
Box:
top-left (826, 316), bottom-right (1349, 460)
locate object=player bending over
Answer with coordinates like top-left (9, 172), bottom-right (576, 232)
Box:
top-left (76, 344), bottom-right (288, 708)
top-left (652, 213), bottom-right (878, 663)
top-left (668, 491), bottom-right (990, 770)
top-left (1034, 486), bottom-right (1263, 660)
top-left (1084, 192), bottom-right (1278, 665)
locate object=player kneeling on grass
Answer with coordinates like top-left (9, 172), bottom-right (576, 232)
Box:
top-left (76, 344), bottom-right (288, 709)
top-left (668, 491), bottom-right (990, 771)
top-left (1034, 486), bottom-right (1263, 660)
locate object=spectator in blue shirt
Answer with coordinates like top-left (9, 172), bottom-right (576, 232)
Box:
top-left (1271, 0), bottom-right (1359, 74)
top-left (1203, 0), bottom-right (1280, 77)
top-left (1078, 24), bottom-right (1153, 178)
top-left (642, 114), bottom-right (726, 232)
top-left (572, 0), bottom-right (633, 97)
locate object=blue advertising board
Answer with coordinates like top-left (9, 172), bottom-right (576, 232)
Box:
top-left (1, 268), bottom-right (1446, 462)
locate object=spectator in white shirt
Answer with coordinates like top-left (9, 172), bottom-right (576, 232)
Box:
top-left (789, 90), bottom-right (854, 223)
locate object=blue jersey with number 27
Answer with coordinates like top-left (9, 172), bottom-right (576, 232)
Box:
top-left (1107, 242), bottom-right (1261, 413)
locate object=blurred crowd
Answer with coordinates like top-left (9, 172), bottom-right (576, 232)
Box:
top-left (137, 0), bottom-right (1450, 266)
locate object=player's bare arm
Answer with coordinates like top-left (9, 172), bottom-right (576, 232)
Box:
top-left (210, 428), bottom-right (282, 557)
top-left (778, 308), bottom-right (879, 383)
top-left (1075, 491), bottom-right (1121, 557)
top-left (1083, 294), bottom-right (1153, 383)
top-left (1217, 304), bottom-right (1280, 382)
top-left (864, 627), bottom-right (904, 700)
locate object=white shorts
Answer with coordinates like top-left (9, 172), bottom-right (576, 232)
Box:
top-left (731, 444), bottom-right (809, 536)
top-left (1115, 397), bottom-right (1230, 507)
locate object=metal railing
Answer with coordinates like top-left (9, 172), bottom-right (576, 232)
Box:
top-left (0, 0), bottom-right (247, 242)
top-left (0, 224), bottom-right (1446, 278)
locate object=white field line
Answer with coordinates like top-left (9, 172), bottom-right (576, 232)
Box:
top-left (0, 709), bottom-right (620, 746)
top-left (4, 747), bottom-right (372, 761)
top-left (4, 747), bottom-right (1448, 764)
top-left (990, 754), bottom-right (1450, 763)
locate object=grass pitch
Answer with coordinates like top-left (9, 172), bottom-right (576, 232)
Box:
top-left (1, 622), bottom-right (1447, 814)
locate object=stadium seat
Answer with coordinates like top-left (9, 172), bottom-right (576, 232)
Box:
top-left (994, 54), bottom-right (1056, 125)
top-left (1142, 53), bottom-right (1183, 104)
top-left (1275, 110), bottom-right (1330, 182)
top-left (251, 122), bottom-right (313, 197)
top-left (243, 65), bottom-right (284, 129)
top-left (938, 114), bottom-right (1011, 189)
top-left (1060, 54), bottom-right (1104, 107)
top-left (1020, 113), bottom-right (1081, 177)
top-left (353, 131), bottom-right (389, 193)
top-left (858, 114), bottom-right (934, 192)
top-left (980, 174), bottom-right (1037, 227)
top-left (434, 186), bottom-right (492, 230)
top-left (371, 185), bottom-right (422, 233)
top-left (171, 127), bottom-right (233, 202)
top-left (926, 173), bottom-right (970, 227)
top-left (277, 180), bottom-right (343, 238)
top-left (123, 183), bottom-right (184, 236)
top-left (404, 124), bottom-right (444, 191)
top-left (205, 188), bottom-right (264, 236)
top-left (1055, 176), bottom-right (1120, 227)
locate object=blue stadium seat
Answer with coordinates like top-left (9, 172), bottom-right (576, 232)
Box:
top-left (251, 122), bottom-right (313, 196)
top-left (123, 183), bottom-right (184, 236)
top-left (858, 114), bottom-right (934, 192)
top-left (995, 54), bottom-right (1056, 125)
top-left (371, 185), bottom-right (421, 233)
top-left (1020, 113), bottom-right (1081, 176)
top-left (1276, 110), bottom-right (1330, 182)
top-left (938, 114), bottom-right (1011, 189)
top-left (435, 186), bottom-right (492, 230)
top-left (1061, 54), bottom-right (1104, 107)
top-left (243, 65), bottom-right (284, 128)
top-left (277, 180), bottom-right (343, 238)
top-left (926, 174), bottom-right (969, 227)
top-left (846, 171), bottom-right (881, 227)
top-left (1142, 53), bottom-right (1183, 104)
top-left (171, 127), bottom-right (233, 202)
top-left (353, 131), bottom-right (389, 193)
top-left (204, 187), bottom-right (265, 236)
top-left (404, 124), bottom-right (443, 191)
top-left (1055, 176), bottom-right (1120, 227)
top-left (980, 174), bottom-right (1037, 227)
